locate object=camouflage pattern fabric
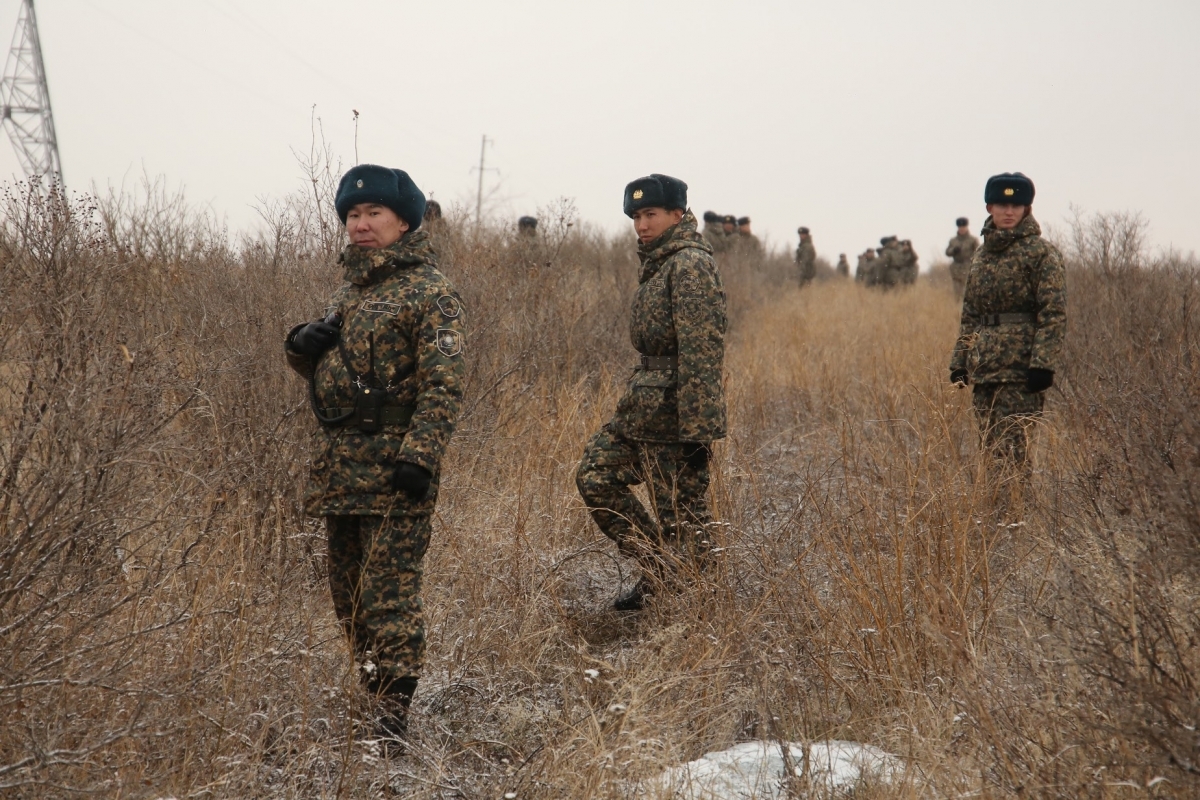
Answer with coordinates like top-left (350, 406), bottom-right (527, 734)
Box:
top-left (875, 240), bottom-right (905, 288)
top-left (899, 242), bottom-right (919, 285)
top-left (702, 221), bottom-right (727, 251)
top-left (949, 214), bottom-right (1067, 385)
top-left (946, 232), bottom-right (980, 297)
top-left (735, 231), bottom-right (764, 259)
top-left (855, 250), bottom-right (876, 284)
top-left (576, 428), bottom-right (713, 569)
top-left (286, 229), bottom-right (466, 517)
top-left (971, 383), bottom-right (1044, 468)
top-left (326, 514), bottom-right (430, 683)
top-left (795, 238), bottom-right (816, 285)
top-left (608, 210), bottom-right (728, 443)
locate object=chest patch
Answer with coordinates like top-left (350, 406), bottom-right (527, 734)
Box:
top-left (360, 300), bottom-right (402, 316)
top-left (436, 295), bottom-right (462, 318)
top-left (436, 328), bottom-right (463, 357)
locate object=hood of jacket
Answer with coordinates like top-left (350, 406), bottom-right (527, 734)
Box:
top-left (339, 228), bottom-right (438, 286)
top-left (636, 211), bottom-right (713, 283)
top-left (981, 213), bottom-right (1041, 254)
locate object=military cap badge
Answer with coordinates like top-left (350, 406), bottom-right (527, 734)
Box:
top-left (1004, 187), bottom-right (1014, 196)
top-left (356, 179), bottom-right (364, 188)
top-left (632, 189), bottom-right (643, 200)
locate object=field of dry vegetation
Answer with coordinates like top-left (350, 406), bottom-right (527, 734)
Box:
top-left (1, 174), bottom-right (1198, 799)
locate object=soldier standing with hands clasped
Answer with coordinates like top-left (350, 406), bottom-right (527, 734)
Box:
top-left (285, 164), bottom-right (465, 741)
top-left (950, 172), bottom-right (1066, 482)
top-left (576, 174), bottom-right (727, 612)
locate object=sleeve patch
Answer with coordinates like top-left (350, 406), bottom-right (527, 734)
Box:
top-left (437, 295), bottom-right (462, 318)
top-left (436, 328), bottom-right (463, 356)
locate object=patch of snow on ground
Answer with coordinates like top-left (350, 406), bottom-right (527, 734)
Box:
top-left (643, 739), bottom-right (904, 799)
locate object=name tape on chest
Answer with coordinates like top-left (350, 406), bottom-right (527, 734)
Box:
top-left (360, 300), bottom-right (403, 316)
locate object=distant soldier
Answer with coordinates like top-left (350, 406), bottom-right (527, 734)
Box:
top-left (835, 253), bottom-right (850, 277)
top-left (950, 172), bottom-right (1066, 474)
top-left (875, 236), bottom-right (904, 288)
top-left (945, 216), bottom-right (979, 298)
top-left (518, 215), bottom-right (538, 236)
top-left (423, 199), bottom-right (442, 224)
top-left (285, 164), bottom-right (466, 741)
top-left (736, 216), bottom-right (763, 258)
top-left (855, 248), bottom-right (876, 284)
top-left (795, 227), bottom-right (816, 286)
top-left (899, 239), bottom-right (919, 284)
top-left (721, 214), bottom-right (737, 237)
top-left (576, 173), bottom-right (726, 612)
top-left (702, 210), bottom-right (724, 248)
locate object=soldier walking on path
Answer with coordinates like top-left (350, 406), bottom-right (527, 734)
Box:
top-left (576, 174), bottom-right (727, 612)
top-left (946, 216), bottom-right (979, 298)
top-left (795, 227), bottom-right (816, 286)
top-left (285, 164), bottom-right (466, 741)
top-left (949, 172), bottom-right (1066, 492)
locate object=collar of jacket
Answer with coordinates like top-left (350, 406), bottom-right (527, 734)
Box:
top-left (981, 213), bottom-right (1041, 253)
top-left (636, 210), bottom-right (712, 283)
top-left (339, 229), bottom-right (437, 286)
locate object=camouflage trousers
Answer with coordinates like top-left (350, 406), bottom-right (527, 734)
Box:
top-left (326, 514), bottom-right (431, 685)
top-left (949, 262), bottom-right (969, 299)
top-left (972, 382), bottom-right (1045, 470)
top-left (575, 426), bottom-right (713, 569)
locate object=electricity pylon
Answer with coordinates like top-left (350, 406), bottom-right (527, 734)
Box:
top-left (0, 0), bottom-right (61, 181)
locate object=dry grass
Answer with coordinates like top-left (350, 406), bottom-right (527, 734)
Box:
top-left (1, 179), bottom-right (1198, 799)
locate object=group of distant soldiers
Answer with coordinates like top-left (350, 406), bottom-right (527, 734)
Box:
top-left (700, 210), bottom-right (763, 258)
top-left (854, 236), bottom-right (920, 289)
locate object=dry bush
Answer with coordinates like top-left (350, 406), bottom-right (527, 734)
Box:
top-left (0, 184), bottom-right (1197, 799)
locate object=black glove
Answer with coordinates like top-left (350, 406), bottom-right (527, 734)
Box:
top-left (1026, 368), bottom-right (1054, 393)
top-left (950, 368), bottom-right (969, 387)
top-left (681, 443), bottom-right (712, 471)
top-left (393, 462), bottom-right (432, 499)
top-left (289, 320), bottom-right (341, 356)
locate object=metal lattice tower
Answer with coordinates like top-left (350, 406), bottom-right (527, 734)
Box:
top-left (0, 0), bottom-right (60, 180)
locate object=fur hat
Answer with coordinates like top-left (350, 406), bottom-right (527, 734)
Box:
top-left (623, 174), bottom-right (688, 218)
top-left (336, 164), bottom-right (426, 229)
top-left (955, 216), bottom-right (968, 228)
top-left (703, 210), bottom-right (720, 223)
top-left (984, 172), bottom-right (1035, 205)
top-left (737, 216), bottom-right (750, 226)
top-left (518, 215), bottom-right (538, 230)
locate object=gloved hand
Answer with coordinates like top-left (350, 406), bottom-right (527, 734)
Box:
top-left (681, 443), bottom-right (712, 471)
top-left (393, 462), bottom-right (432, 499)
top-left (289, 319), bottom-right (341, 356)
top-left (950, 368), bottom-right (969, 387)
top-left (1026, 368), bottom-right (1054, 393)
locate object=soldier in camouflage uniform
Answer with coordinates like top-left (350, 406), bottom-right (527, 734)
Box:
top-left (736, 216), bottom-right (764, 259)
top-left (945, 216), bottom-right (979, 298)
top-left (285, 164), bottom-right (465, 739)
top-left (899, 239), bottom-right (919, 285)
top-left (874, 236), bottom-right (905, 289)
top-left (576, 174), bottom-right (727, 612)
top-left (702, 210), bottom-right (725, 249)
top-left (950, 172), bottom-right (1066, 475)
top-left (795, 227), bottom-right (816, 286)
top-left (856, 248), bottom-right (876, 284)
top-left (835, 253), bottom-right (850, 277)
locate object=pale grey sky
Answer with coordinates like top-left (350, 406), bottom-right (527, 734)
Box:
top-left (4, 0), bottom-right (1198, 264)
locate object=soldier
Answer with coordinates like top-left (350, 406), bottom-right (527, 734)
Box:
top-left (945, 216), bottom-right (979, 298)
top-left (795, 227), bottom-right (816, 286)
top-left (721, 214), bottom-right (737, 238)
top-left (950, 172), bottom-right (1066, 475)
top-left (285, 164), bottom-right (466, 740)
top-left (702, 210), bottom-right (724, 248)
top-left (875, 235), bottom-right (904, 289)
top-left (736, 216), bottom-right (763, 258)
top-left (899, 239), bottom-right (919, 284)
top-left (835, 253), bottom-right (850, 277)
top-left (576, 174), bottom-right (727, 612)
top-left (518, 215), bottom-right (538, 236)
top-left (423, 199), bottom-right (442, 225)
top-left (855, 248), bottom-right (876, 284)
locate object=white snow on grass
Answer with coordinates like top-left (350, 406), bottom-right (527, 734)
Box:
top-left (642, 739), bottom-right (905, 799)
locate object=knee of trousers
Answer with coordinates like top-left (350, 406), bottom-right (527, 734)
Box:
top-left (576, 456), bottom-right (620, 506)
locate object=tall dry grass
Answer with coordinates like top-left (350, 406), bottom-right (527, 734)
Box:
top-left (0, 179), bottom-right (1197, 799)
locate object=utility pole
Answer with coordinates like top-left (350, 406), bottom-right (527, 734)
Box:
top-left (470, 134), bottom-right (497, 227)
top-left (0, 0), bottom-right (61, 182)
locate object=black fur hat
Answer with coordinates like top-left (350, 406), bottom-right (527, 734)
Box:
top-left (336, 164), bottom-right (426, 229)
top-left (797, 226), bottom-right (810, 236)
top-left (984, 172), bottom-right (1035, 205)
top-left (703, 210), bottom-right (720, 223)
top-left (722, 214), bottom-right (736, 225)
top-left (737, 216), bottom-right (750, 226)
top-left (955, 216), bottom-right (968, 227)
top-left (518, 215), bottom-right (538, 229)
top-left (623, 174), bottom-right (688, 218)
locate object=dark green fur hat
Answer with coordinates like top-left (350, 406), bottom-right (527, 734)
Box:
top-left (984, 172), bottom-right (1035, 205)
top-left (336, 164), bottom-right (426, 229)
top-left (623, 173), bottom-right (688, 218)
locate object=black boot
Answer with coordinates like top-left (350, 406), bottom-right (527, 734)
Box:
top-left (613, 575), bottom-right (654, 612)
top-left (371, 675), bottom-right (417, 743)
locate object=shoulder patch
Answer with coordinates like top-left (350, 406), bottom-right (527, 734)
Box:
top-left (436, 295), bottom-right (462, 318)
top-left (436, 328), bottom-right (463, 357)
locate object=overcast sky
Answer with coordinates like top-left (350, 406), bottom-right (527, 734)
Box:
top-left (3, 0), bottom-right (1197, 264)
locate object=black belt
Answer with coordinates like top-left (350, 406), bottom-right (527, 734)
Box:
top-left (639, 355), bottom-right (678, 370)
top-left (978, 312), bottom-right (1036, 326)
top-left (318, 405), bottom-right (415, 427)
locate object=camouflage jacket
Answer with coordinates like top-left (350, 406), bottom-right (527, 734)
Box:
top-left (702, 222), bottom-right (726, 250)
top-left (835, 255), bottom-right (850, 276)
top-left (736, 232), bottom-right (764, 259)
top-left (950, 214), bottom-right (1066, 384)
top-left (795, 239), bottom-right (816, 279)
top-left (610, 210), bottom-right (727, 444)
top-left (286, 230), bottom-right (466, 516)
top-left (945, 232), bottom-right (979, 265)
top-left (875, 242), bottom-right (905, 286)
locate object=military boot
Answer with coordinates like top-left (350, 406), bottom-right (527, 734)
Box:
top-left (368, 674), bottom-right (417, 745)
